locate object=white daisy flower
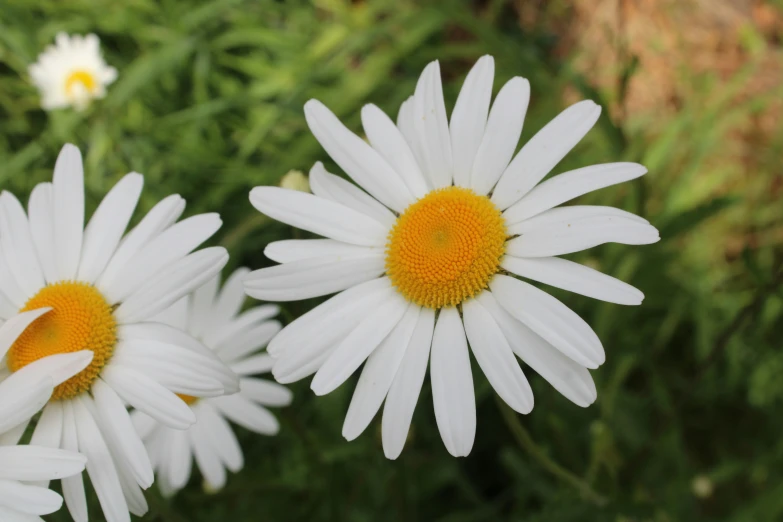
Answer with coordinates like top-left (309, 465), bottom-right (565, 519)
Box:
top-left (28, 33), bottom-right (117, 111)
top-left (0, 320), bottom-right (91, 521)
top-left (0, 144), bottom-right (237, 522)
top-left (245, 55), bottom-right (660, 459)
top-left (132, 268), bottom-right (290, 496)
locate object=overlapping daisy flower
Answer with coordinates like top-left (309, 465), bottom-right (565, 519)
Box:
top-left (0, 144), bottom-right (236, 522)
top-left (29, 33), bottom-right (117, 111)
top-left (132, 268), bottom-right (291, 495)
top-left (0, 321), bottom-right (91, 521)
top-left (245, 55), bottom-right (660, 458)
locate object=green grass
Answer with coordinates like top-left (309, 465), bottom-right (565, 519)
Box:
top-left (2, 0), bottom-right (783, 520)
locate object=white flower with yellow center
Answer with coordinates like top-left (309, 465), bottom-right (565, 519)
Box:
top-left (0, 144), bottom-right (237, 522)
top-left (132, 268), bottom-right (290, 495)
top-left (245, 55), bottom-right (660, 459)
top-left (0, 324), bottom-right (91, 522)
top-left (28, 33), bottom-right (117, 111)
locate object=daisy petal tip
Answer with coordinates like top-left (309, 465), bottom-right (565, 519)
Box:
top-left (309, 377), bottom-right (332, 397)
top-left (341, 426), bottom-right (360, 442)
top-left (303, 98), bottom-right (327, 117)
top-left (383, 450), bottom-right (401, 461)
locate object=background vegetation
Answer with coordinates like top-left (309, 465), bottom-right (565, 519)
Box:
top-left (1, 0), bottom-right (783, 520)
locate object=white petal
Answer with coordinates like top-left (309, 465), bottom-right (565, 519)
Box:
top-left (361, 105), bottom-right (428, 199)
top-left (502, 256), bottom-right (644, 305)
top-left (118, 322), bottom-right (239, 394)
top-left (268, 277), bottom-right (391, 357)
top-left (0, 191), bottom-right (45, 297)
top-left (0, 290), bottom-right (18, 320)
top-left (249, 187), bottom-right (388, 247)
top-left (0, 445), bottom-right (85, 481)
top-left (470, 77), bottom-right (530, 195)
top-left (111, 340), bottom-right (227, 397)
top-left (244, 255), bottom-right (385, 302)
top-left (0, 245), bottom-right (28, 309)
top-left (72, 397), bottom-right (130, 522)
top-left (207, 267), bottom-right (251, 334)
top-left (90, 380), bottom-right (154, 488)
top-left (188, 420), bottom-right (226, 490)
top-left (28, 182), bottom-right (57, 283)
top-left (492, 100), bottom-right (602, 210)
top-left (28, 402), bottom-right (63, 488)
top-left (502, 163), bottom-right (647, 223)
top-left (0, 479), bottom-right (63, 515)
top-left (0, 505), bottom-right (44, 521)
top-left (187, 273), bottom-right (219, 338)
top-left (104, 213), bottom-right (222, 304)
top-left (230, 354), bottom-right (274, 376)
top-left (114, 247), bottom-right (229, 324)
top-left (52, 144), bottom-right (85, 280)
top-left (264, 238), bottom-right (381, 264)
top-left (477, 292), bottom-right (597, 407)
top-left (77, 173), bottom-right (143, 283)
top-left (196, 402), bottom-right (243, 473)
top-left (396, 96), bottom-right (419, 158)
top-left (0, 350), bottom-right (92, 432)
top-left (0, 422), bottom-right (26, 446)
top-left (490, 274), bottom-right (604, 368)
top-left (381, 307), bottom-right (434, 459)
top-left (412, 61), bottom-right (453, 188)
top-left (8, 350), bottom-right (93, 387)
top-left (506, 209), bottom-right (660, 257)
top-left (211, 394), bottom-right (279, 435)
top-left (271, 281), bottom-right (395, 383)
top-left (450, 55), bottom-right (494, 187)
top-left (0, 374), bottom-right (50, 435)
top-left (430, 307), bottom-right (475, 457)
top-left (510, 205), bottom-right (649, 232)
top-left (309, 162), bottom-right (397, 228)
top-left (202, 306), bottom-right (278, 354)
top-left (161, 426), bottom-right (192, 494)
top-left (304, 99), bottom-right (414, 212)
top-left (342, 305), bottom-right (420, 441)
top-left (100, 366), bottom-right (195, 429)
top-left (462, 298), bottom-right (533, 413)
top-left (0, 308), bottom-right (51, 360)
top-left (239, 378), bottom-right (292, 407)
top-left (129, 411), bottom-right (157, 440)
top-left (215, 321), bottom-right (280, 364)
top-left (97, 195), bottom-right (185, 294)
top-left (61, 401), bottom-right (88, 522)
top-left (311, 294), bottom-right (409, 396)
top-left (150, 295), bottom-right (189, 330)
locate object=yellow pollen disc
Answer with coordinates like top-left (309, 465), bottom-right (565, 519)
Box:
top-left (6, 282), bottom-right (117, 401)
top-left (177, 394), bottom-right (199, 406)
top-left (65, 70), bottom-right (98, 97)
top-left (386, 186), bottom-right (507, 309)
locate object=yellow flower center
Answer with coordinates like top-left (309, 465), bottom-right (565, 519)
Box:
top-left (64, 70), bottom-right (98, 98)
top-left (386, 187), bottom-right (507, 309)
top-left (6, 282), bottom-right (117, 401)
top-left (177, 394), bottom-right (199, 405)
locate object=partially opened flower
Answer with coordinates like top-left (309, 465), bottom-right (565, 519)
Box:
top-left (0, 319), bottom-right (91, 521)
top-left (245, 55), bottom-right (659, 459)
top-left (0, 144), bottom-right (236, 522)
top-left (132, 268), bottom-right (290, 495)
top-left (28, 33), bottom-right (117, 111)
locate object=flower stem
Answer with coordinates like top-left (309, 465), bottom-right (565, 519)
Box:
top-left (496, 396), bottom-right (608, 506)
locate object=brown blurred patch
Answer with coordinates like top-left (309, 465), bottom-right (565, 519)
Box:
top-left (516, 0), bottom-right (782, 121)
top-left (514, 0), bottom-right (783, 256)
top-left (517, 0), bottom-right (783, 112)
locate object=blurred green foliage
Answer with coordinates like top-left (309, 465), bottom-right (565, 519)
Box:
top-left (1, 0), bottom-right (783, 521)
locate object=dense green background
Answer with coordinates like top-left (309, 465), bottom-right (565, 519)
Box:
top-left (1, 0), bottom-right (783, 520)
